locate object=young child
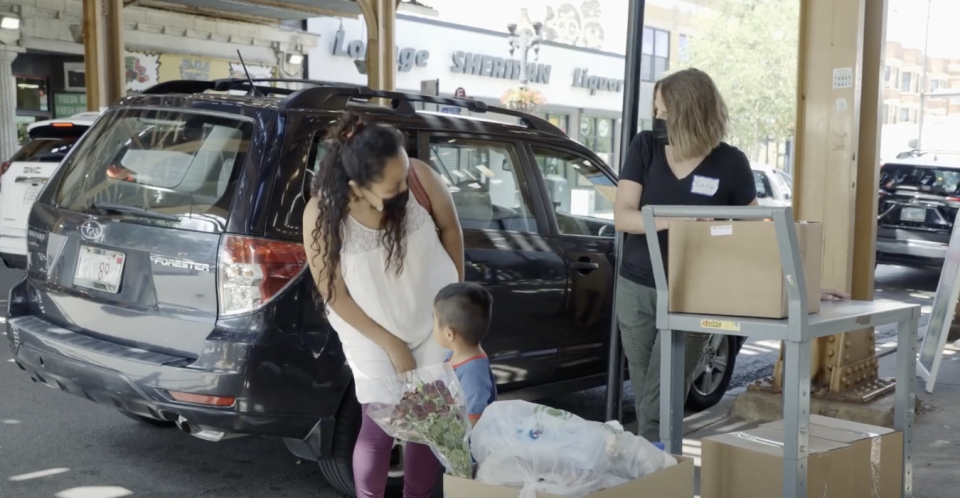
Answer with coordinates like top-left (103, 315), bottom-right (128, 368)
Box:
top-left (433, 282), bottom-right (497, 426)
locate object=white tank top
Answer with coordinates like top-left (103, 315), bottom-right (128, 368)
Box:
top-left (326, 195), bottom-right (459, 404)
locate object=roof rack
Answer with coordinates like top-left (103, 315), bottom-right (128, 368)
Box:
top-left (140, 78), bottom-right (365, 97)
top-left (281, 86), bottom-right (566, 137)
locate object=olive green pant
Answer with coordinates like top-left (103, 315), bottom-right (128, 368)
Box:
top-left (616, 276), bottom-right (710, 443)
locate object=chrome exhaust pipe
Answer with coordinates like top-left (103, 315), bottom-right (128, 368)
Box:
top-left (176, 416), bottom-right (245, 442)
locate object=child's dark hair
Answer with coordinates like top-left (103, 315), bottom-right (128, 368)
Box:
top-left (434, 282), bottom-right (493, 345)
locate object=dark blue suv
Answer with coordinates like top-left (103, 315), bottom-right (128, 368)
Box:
top-left (5, 78), bottom-right (740, 495)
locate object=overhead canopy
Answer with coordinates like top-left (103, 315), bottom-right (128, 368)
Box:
top-left (138, 0), bottom-right (436, 23)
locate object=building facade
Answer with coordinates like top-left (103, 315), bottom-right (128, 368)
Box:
top-left (307, 5), bottom-right (701, 170)
top-left (882, 40), bottom-right (960, 125)
top-left (0, 0), bottom-right (318, 160)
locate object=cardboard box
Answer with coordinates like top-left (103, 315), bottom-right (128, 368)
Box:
top-left (668, 221), bottom-right (823, 319)
top-left (443, 455), bottom-right (695, 497)
top-left (761, 415), bottom-right (903, 498)
top-left (700, 426), bottom-right (861, 498)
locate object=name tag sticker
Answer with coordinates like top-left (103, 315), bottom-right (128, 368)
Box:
top-left (691, 175), bottom-right (720, 196)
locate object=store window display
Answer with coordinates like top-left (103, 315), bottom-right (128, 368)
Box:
top-left (579, 116), bottom-right (614, 166)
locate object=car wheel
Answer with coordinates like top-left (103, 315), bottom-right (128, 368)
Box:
top-left (685, 334), bottom-right (738, 412)
top-left (119, 411), bottom-right (176, 428)
top-left (317, 390), bottom-right (404, 496)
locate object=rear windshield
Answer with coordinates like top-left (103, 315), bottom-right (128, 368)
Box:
top-left (10, 125), bottom-right (89, 163)
top-left (52, 108), bottom-right (253, 233)
top-left (880, 163), bottom-right (960, 195)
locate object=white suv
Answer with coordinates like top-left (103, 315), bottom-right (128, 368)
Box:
top-left (0, 112), bottom-right (99, 268)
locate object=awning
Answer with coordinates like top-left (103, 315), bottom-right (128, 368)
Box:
top-left (136, 0), bottom-right (436, 22)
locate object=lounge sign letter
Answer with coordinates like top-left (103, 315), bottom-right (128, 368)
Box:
top-left (332, 29), bottom-right (430, 72)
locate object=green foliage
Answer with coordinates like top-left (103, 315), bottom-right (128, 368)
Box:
top-left (682, 0), bottom-right (800, 158)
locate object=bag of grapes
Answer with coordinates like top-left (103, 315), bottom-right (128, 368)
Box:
top-left (362, 362), bottom-right (473, 478)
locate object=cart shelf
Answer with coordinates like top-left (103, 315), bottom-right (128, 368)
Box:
top-left (641, 205), bottom-right (919, 498)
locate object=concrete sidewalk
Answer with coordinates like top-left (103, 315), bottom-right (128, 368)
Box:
top-left (676, 342), bottom-right (960, 498)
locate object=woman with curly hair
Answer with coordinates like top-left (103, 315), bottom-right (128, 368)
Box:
top-left (302, 112), bottom-right (463, 498)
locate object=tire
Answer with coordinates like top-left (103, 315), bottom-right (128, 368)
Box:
top-left (119, 411), bottom-right (176, 428)
top-left (684, 334), bottom-right (738, 412)
top-left (317, 390), bottom-right (404, 496)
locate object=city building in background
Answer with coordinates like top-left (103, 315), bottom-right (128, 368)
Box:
top-left (308, 2), bottom-right (706, 169)
top-left (0, 0), bottom-right (318, 154)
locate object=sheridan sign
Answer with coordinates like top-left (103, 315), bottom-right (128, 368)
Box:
top-left (450, 51), bottom-right (552, 84)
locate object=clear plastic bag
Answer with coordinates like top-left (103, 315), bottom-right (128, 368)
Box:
top-left (470, 400), bottom-right (678, 497)
top-left (362, 362), bottom-right (473, 478)
top-left (598, 421), bottom-right (678, 479)
top-left (470, 400), bottom-right (613, 496)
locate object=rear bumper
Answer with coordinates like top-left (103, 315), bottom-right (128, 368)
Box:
top-left (6, 314), bottom-right (335, 458)
top-left (876, 228), bottom-right (949, 263)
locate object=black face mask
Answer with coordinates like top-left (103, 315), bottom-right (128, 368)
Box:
top-left (380, 188), bottom-right (409, 213)
top-left (652, 118), bottom-right (669, 145)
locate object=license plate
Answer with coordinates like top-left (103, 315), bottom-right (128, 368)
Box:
top-left (900, 207), bottom-right (927, 222)
top-left (75, 246), bottom-right (126, 293)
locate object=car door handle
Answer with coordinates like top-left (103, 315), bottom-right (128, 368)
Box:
top-left (570, 257), bottom-right (599, 273)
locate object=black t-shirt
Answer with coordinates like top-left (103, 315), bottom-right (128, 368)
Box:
top-left (618, 131), bottom-right (757, 288)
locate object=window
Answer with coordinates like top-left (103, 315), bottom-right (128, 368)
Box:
top-left (931, 79), bottom-right (940, 91)
top-left (579, 116), bottom-right (615, 166)
top-left (900, 108), bottom-right (910, 122)
top-left (54, 108), bottom-right (253, 232)
top-left (951, 97), bottom-right (960, 105)
top-left (678, 34), bottom-right (690, 62)
top-left (881, 104), bottom-right (889, 124)
top-left (537, 113), bottom-right (570, 134)
top-left (884, 66), bottom-right (891, 85)
top-left (901, 72), bottom-right (912, 92)
top-left (753, 170), bottom-right (773, 199)
top-left (428, 137), bottom-right (537, 233)
top-left (15, 77), bottom-right (48, 112)
top-left (642, 27), bottom-right (670, 82)
top-left (10, 124), bottom-right (89, 163)
top-left (533, 147), bottom-right (616, 237)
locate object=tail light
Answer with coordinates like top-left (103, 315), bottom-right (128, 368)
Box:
top-left (947, 197), bottom-right (960, 203)
top-left (0, 161), bottom-right (11, 176)
top-left (218, 235), bottom-right (308, 316)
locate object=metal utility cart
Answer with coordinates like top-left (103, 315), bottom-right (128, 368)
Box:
top-left (641, 205), bottom-right (919, 498)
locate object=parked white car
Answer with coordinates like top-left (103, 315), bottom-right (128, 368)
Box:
top-left (0, 112), bottom-right (100, 268)
top-left (751, 163), bottom-right (793, 207)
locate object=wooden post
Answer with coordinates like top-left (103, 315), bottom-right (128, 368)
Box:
top-left (764, 0), bottom-right (893, 401)
top-left (82, 0), bottom-right (125, 111)
top-left (356, 0), bottom-right (398, 92)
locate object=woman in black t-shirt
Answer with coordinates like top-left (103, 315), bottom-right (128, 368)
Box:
top-left (613, 69), bottom-right (848, 443)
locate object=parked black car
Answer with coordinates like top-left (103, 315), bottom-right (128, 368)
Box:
top-left (877, 153), bottom-right (960, 268)
top-left (5, 78), bottom-right (743, 495)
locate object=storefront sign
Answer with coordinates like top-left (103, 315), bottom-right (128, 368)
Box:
top-left (572, 68), bottom-right (623, 95)
top-left (450, 52), bottom-right (551, 84)
top-left (332, 29), bottom-right (429, 72)
top-left (124, 52), bottom-right (277, 93)
top-left (54, 93), bottom-right (87, 118)
top-left (179, 58), bottom-right (212, 81)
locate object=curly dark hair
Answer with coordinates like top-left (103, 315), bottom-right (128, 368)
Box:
top-left (310, 112), bottom-right (407, 303)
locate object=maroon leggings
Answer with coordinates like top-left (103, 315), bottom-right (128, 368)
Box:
top-left (353, 404), bottom-right (441, 498)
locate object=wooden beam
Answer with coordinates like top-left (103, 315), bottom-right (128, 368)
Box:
top-left (356, 0), bottom-right (397, 92)
top-left (770, 0), bottom-right (892, 400)
top-left (82, 0), bottom-right (125, 110)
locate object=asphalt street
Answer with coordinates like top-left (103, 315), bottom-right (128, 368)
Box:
top-left (0, 264), bottom-right (940, 497)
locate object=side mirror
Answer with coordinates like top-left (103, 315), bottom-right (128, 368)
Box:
top-left (908, 138), bottom-right (918, 149)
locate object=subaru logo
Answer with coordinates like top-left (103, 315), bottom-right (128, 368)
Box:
top-left (80, 220), bottom-right (103, 240)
